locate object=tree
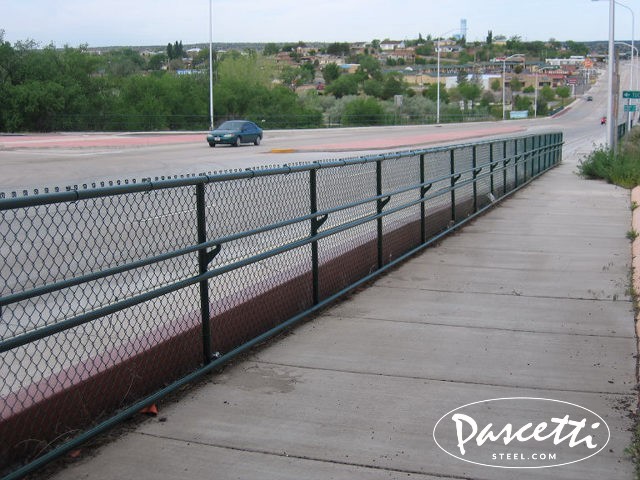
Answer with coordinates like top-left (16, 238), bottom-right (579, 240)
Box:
top-left (167, 41), bottom-right (184, 60)
top-left (423, 83), bottom-right (448, 103)
top-left (326, 74), bottom-right (359, 98)
top-left (514, 95), bottom-right (532, 111)
top-left (490, 79), bottom-right (501, 92)
top-left (556, 86), bottom-right (571, 105)
top-left (263, 43), bottom-right (280, 56)
top-left (363, 79), bottom-right (384, 98)
top-left (480, 91), bottom-right (495, 108)
top-left (342, 97), bottom-right (385, 126)
top-left (486, 30), bottom-right (493, 45)
top-left (506, 35), bottom-right (523, 52)
top-left (509, 76), bottom-right (523, 92)
top-left (356, 55), bottom-right (382, 80)
top-left (458, 82), bottom-right (482, 103)
top-left (148, 53), bottom-right (167, 71)
top-left (381, 72), bottom-right (406, 100)
top-left (456, 69), bottom-right (468, 86)
top-left (327, 42), bottom-right (350, 56)
top-left (322, 63), bottom-right (341, 84)
top-left (541, 85), bottom-right (555, 102)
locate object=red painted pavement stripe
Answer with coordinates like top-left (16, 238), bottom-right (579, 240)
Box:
top-left (0, 134), bottom-right (204, 149)
top-left (296, 125), bottom-right (527, 151)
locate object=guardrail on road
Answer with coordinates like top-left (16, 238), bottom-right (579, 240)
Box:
top-left (0, 132), bottom-right (563, 479)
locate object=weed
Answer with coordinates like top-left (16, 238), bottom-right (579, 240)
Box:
top-left (627, 229), bottom-right (639, 241)
top-left (577, 128), bottom-right (640, 188)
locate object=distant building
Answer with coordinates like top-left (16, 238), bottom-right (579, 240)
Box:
top-left (380, 41), bottom-right (405, 51)
top-left (493, 35), bottom-right (508, 46)
top-left (340, 64), bottom-right (360, 74)
top-left (546, 56), bottom-right (586, 66)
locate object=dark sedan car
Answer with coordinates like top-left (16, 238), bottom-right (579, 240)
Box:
top-left (206, 120), bottom-right (263, 147)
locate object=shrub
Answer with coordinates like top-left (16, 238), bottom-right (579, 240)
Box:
top-left (342, 97), bottom-right (386, 126)
top-left (577, 128), bottom-right (640, 188)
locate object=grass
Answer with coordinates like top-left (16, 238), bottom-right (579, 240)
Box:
top-left (577, 128), bottom-right (640, 189)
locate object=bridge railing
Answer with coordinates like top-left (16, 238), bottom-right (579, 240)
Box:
top-left (0, 132), bottom-right (563, 479)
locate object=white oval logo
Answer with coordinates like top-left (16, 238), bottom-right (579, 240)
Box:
top-left (432, 397), bottom-right (610, 469)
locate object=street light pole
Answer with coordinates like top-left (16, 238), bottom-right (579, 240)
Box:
top-left (614, 1), bottom-right (635, 129)
top-left (208, 0), bottom-right (214, 131)
top-left (616, 41), bottom-right (638, 128)
top-left (607, 0), bottom-right (616, 148)
top-left (534, 70), bottom-right (539, 118)
top-left (437, 38), bottom-right (441, 123)
top-left (502, 58), bottom-right (506, 120)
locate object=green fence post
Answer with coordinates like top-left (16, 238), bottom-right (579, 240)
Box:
top-left (472, 145), bottom-right (478, 213)
top-left (514, 139), bottom-right (519, 189)
top-left (376, 160), bottom-right (384, 269)
top-left (196, 183), bottom-right (212, 365)
top-left (489, 143), bottom-right (495, 196)
top-left (450, 149), bottom-right (456, 223)
top-left (310, 168), bottom-right (320, 305)
top-left (420, 153), bottom-right (426, 244)
top-left (544, 134), bottom-right (549, 170)
top-left (533, 135), bottom-right (537, 176)
top-left (503, 140), bottom-right (508, 196)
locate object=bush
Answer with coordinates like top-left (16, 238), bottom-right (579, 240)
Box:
top-left (578, 128), bottom-right (640, 188)
top-left (342, 97), bottom-right (386, 126)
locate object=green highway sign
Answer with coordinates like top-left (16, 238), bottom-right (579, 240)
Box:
top-left (623, 91), bottom-right (640, 99)
top-left (624, 105), bottom-right (637, 112)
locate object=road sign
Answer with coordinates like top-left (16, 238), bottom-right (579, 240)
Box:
top-left (624, 105), bottom-right (637, 112)
top-left (623, 91), bottom-right (640, 99)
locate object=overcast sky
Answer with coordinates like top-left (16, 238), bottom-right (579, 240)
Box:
top-left (0, 0), bottom-right (635, 47)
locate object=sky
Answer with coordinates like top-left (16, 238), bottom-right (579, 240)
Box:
top-left (0, 0), bottom-right (635, 48)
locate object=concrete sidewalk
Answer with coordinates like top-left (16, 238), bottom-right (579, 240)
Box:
top-left (51, 150), bottom-right (637, 479)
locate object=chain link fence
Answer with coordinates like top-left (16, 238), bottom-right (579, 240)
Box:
top-left (0, 132), bottom-right (563, 479)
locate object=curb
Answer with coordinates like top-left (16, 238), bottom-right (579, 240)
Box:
top-left (270, 148), bottom-right (297, 154)
top-left (631, 187), bottom-right (640, 350)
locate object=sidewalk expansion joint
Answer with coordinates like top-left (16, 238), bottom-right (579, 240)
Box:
top-left (134, 432), bottom-right (472, 480)
top-left (255, 360), bottom-right (636, 397)
top-left (323, 314), bottom-right (634, 339)
top-left (377, 284), bottom-right (633, 304)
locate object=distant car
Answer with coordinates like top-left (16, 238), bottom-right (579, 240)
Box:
top-left (586, 95), bottom-right (593, 101)
top-left (207, 120), bottom-right (263, 147)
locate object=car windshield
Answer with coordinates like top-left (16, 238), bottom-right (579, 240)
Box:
top-left (217, 121), bottom-right (246, 130)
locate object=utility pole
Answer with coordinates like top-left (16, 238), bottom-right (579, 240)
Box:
top-left (607, 0), bottom-right (617, 149)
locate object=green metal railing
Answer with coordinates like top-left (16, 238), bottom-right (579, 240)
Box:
top-left (0, 132), bottom-right (563, 479)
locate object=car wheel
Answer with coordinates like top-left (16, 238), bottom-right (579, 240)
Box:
top-left (209, 142), bottom-right (215, 148)
top-left (254, 136), bottom-right (261, 146)
top-left (233, 137), bottom-right (241, 147)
